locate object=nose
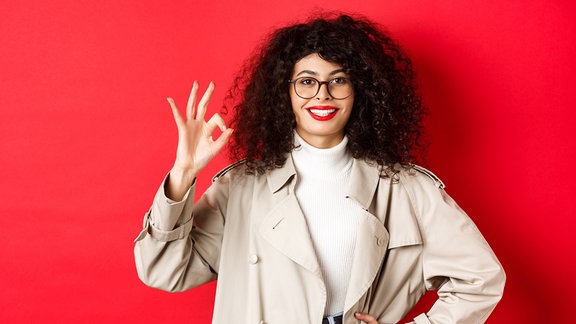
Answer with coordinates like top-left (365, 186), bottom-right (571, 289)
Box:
top-left (316, 83), bottom-right (332, 100)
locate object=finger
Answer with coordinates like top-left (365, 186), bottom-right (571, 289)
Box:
top-left (186, 81), bottom-right (199, 121)
top-left (196, 81), bottom-right (215, 121)
top-left (204, 114), bottom-right (225, 142)
top-left (206, 113), bottom-right (227, 133)
top-left (211, 128), bottom-right (234, 155)
top-left (167, 97), bottom-right (185, 127)
top-left (354, 312), bottom-right (377, 324)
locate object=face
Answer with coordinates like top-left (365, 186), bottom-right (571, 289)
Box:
top-left (290, 53), bottom-right (354, 149)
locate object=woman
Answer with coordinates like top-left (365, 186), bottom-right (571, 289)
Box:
top-left (134, 14), bottom-right (505, 324)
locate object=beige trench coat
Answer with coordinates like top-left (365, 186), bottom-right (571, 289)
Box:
top-left (134, 157), bottom-right (505, 324)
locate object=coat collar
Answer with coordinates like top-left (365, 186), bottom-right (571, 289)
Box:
top-left (266, 155), bottom-right (297, 194)
top-left (266, 155), bottom-right (381, 208)
top-left (346, 159), bottom-right (381, 210)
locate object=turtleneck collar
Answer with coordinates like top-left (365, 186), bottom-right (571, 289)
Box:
top-left (291, 131), bottom-right (352, 179)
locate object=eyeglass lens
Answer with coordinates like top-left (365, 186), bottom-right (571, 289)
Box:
top-left (293, 77), bottom-right (352, 99)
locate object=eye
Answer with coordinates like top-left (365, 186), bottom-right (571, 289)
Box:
top-left (331, 77), bottom-right (348, 85)
top-left (298, 78), bottom-right (317, 87)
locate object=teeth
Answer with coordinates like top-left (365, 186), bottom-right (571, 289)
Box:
top-left (309, 109), bottom-right (336, 117)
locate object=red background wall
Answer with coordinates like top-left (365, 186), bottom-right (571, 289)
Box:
top-left (1, 0), bottom-right (574, 323)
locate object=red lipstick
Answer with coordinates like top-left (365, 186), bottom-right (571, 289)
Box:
top-left (306, 106), bottom-right (339, 121)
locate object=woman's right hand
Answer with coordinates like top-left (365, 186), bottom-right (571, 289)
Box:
top-left (165, 81), bottom-right (233, 201)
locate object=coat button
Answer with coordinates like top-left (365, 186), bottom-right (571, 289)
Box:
top-left (249, 254), bottom-right (259, 264)
top-left (376, 237), bottom-right (384, 246)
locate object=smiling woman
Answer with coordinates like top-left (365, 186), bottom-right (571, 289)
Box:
top-left (225, 14), bottom-right (428, 176)
top-left (134, 13), bottom-right (505, 324)
top-left (289, 53), bottom-right (355, 148)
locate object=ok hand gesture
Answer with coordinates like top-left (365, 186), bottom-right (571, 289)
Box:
top-left (165, 81), bottom-right (233, 201)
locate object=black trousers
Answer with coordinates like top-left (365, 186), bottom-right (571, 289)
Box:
top-left (322, 314), bottom-right (343, 324)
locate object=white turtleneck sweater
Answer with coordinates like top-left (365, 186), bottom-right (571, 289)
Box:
top-left (291, 132), bottom-right (361, 317)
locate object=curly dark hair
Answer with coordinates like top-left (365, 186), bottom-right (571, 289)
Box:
top-left (225, 13), bottom-right (426, 175)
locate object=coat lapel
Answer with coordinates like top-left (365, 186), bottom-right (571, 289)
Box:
top-left (259, 157), bottom-right (393, 304)
top-left (259, 156), bottom-right (322, 276)
top-left (346, 159), bottom-right (381, 209)
top-left (344, 160), bottom-right (391, 311)
top-left (259, 194), bottom-right (322, 276)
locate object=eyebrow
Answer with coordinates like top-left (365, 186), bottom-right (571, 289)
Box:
top-left (295, 68), bottom-right (346, 77)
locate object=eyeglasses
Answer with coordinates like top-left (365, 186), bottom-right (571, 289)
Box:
top-left (288, 77), bottom-right (353, 100)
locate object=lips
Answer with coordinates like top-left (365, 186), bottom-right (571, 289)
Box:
top-left (306, 106), bottom-right (338, 121)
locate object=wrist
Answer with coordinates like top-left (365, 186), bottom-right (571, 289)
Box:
top-left (169, 166), bottom-right (198, 183)
top-left (166, 167), bottom-right (197, 201)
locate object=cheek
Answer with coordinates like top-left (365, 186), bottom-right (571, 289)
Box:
top-left (290, 92), bottom-right (306, 111)
top-left (289, 93), bottom-right (301, 118)
top-left (342, 98), bottom-right (355, 122)
top-left (289, 88), bottom-right (298, 103)
top-left (343, 98), bottom-right (354, 114)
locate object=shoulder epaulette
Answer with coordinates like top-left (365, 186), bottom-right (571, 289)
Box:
top-left (212, 159), bottom-right (247, 183)
top-left (411, 165), bottom-right (445, 189)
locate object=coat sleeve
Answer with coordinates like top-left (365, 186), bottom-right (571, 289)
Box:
top-left (401, 171), bottom-right (506, 324)
top-left (133, 174), bottom-right (229, 292)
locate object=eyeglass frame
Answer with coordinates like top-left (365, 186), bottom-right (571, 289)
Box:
top-left (287, 76), bottom-right (354, 100)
